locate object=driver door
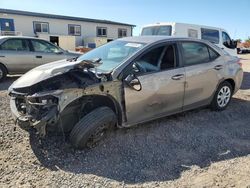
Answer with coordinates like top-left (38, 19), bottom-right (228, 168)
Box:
top-left (123, 43), bottom-right (185, 126)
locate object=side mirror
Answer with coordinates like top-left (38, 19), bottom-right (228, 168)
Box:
top-left (223, 41), bottom-right (231, 48)
top-left (223, 40), bottom-right (237, 49)
top-left (231, 39), bottom-right (237, 49)
top-left (125, 74), bottom-right (142, 91)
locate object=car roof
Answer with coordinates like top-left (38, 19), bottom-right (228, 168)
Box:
top-left (142, 22), bottom-right (224, 31)
top-left (117, 36), bottom-right (225, 57)
top-left (118, 36), bottom-right (210, 44)
top-left (0, 36), bottom-right (40, 40)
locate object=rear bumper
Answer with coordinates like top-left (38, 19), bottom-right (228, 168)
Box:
top-left (234, 69), bottom-right (244, 94)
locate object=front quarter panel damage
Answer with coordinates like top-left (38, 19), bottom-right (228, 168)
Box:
top-left (9, 73), bottom-right (124, 136)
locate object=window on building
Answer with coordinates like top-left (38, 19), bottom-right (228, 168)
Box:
top-left (118, 29), bottom-right (127, 38)
top-left (34, 22), bottom-right (49, 33)
top-left (0, 39), bottom-right (29, 51)
top-left (68, 25), bottom-right (81, 36)
top-left (97, 27), bottom-right (107, 37)
top-left (201, 28), bottom-right (219, 44)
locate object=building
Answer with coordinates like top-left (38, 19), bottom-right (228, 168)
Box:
top-left (0, 9), bottom-right (135, 50)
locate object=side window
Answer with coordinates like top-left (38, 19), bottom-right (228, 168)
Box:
top-left (222, 32), bottom-right (231, 43)
top-left (181, 42), bottom-right (210, 65)
top-left (159, 45), bottom-right (176, 70)
top-left (188, 29), bottom-right (198, 38)
top-left (208, 46), bottom-right (220, 60)
top-left (201, 28), bottom-right (219, 44)
top-left (31, 40), bottom-right (61, 53)
top-left (135, 46), bottom-right (165, 73)
top-left (135, 44), bottom-right (176, 74)
top-left (222, 32), bottom-right (233, 48)
top-left (0, 39), bottom-right (29, 51)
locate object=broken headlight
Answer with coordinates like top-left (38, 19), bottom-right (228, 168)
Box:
top-left (27, 95), bottom-right (59, 106)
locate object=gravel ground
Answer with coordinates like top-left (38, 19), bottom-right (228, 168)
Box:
top-left (1, 55), bottom-right (250, 187)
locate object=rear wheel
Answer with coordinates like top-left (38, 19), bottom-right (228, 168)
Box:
top-left (70, 106), bottom-right (117, 149)
top-left (0, 64), bottom-right (7, 82)
top-left (210, 81), bottom-right (233, 111)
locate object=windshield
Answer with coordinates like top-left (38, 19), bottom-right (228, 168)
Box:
top-left (78, 40), bottom-right (145, 72)
top-left (141, 25), bottom-right (172, 36)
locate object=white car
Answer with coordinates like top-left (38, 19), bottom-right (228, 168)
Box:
top-left (141, 22), bottom-right (237, 56)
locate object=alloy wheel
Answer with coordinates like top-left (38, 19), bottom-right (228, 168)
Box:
top-left (217, 86), bottom-right (231, 108)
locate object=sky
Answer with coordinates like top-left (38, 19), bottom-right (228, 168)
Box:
top-left (0, 0), bottom-right (249, 40)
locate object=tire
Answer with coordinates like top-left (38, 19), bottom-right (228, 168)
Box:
top-left (70, 106), bottom-right (117, 149)
top-left (210, 81), bottom-right (233, 111)
top-left (0, 64), bottom-right (7, 82)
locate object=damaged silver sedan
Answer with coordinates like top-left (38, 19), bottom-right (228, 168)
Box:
top-left (8, 36), bottom-right (243, 149)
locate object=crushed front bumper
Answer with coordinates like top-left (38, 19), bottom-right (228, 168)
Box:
top-left (10, 96), bottom-right (59, 136)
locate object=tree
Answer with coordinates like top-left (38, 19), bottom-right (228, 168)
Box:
top-left (245, 37), bottom-right (250, 43)
top-left (243, 37), bottom-right (250, 48)
top-left (235, 39), bottom-right (242, 43)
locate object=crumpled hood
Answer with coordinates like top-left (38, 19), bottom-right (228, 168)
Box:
top-left (9, 59), bottom-right (83, 89)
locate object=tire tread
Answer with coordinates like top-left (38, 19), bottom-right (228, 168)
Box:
top-left (70, 106), bottom-right (116, 149)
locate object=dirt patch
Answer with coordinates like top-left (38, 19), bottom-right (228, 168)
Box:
top-left (0, 55), bottom-right (250, 187)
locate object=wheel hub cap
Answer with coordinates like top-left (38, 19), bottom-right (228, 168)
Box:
top-left (217, 86), bottom-right (231, 108)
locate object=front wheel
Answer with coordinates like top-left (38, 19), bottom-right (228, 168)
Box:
top-left (210, 81), bottom-right (233, 111)
top-left (0, 64), bottom-right (7, 82)
top-left (70, 106), bottom-right (117, 149)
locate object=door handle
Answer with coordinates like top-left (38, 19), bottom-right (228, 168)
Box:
top-left (214, 65), bottom-right (223, 70)
top-left (36, 56), bottom-right (42, 58)
top-left (171, 74), bottom-right (184, 80)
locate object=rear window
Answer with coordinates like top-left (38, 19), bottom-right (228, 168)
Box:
top-left (201, 28), bottom-right (219, 44)
top-left (141, 26), bottom-right (172, 36)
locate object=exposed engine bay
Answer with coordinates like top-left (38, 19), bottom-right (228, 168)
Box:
top-left (9, 63), bottom-right (124, 137)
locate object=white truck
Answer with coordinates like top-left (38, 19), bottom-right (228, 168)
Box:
top-left (141, 22), bottom-right (237, 56)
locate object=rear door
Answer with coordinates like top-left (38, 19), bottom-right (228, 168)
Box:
top-left (29, 39), bottom-right (66, 66)
top-left (123, 42), bottom-right (185, 125)
top-left (0, 38), bottom-right (34, 73)
top-left (180, 41), bottom-right (223, 110)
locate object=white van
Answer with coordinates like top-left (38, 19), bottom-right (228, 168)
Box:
top-left (141, 22), bottom-right (237, 56)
